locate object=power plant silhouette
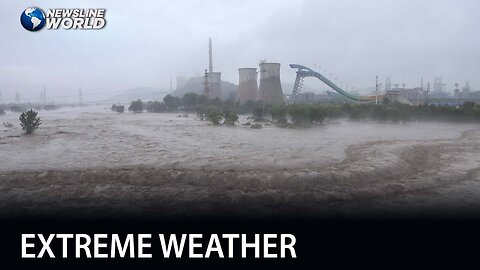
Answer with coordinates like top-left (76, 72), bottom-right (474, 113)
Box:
top-left (204, 38), bottom-right (284, 104)
top-left (258, 62), bottom-right (284, 104)
top-left (236, 68), bottom-right (258, 104)
top-left (206, 38), bottom-right (223, 100)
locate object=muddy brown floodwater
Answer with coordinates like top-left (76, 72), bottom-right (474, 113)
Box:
top-left (1, 105), bottom-right (480, 218)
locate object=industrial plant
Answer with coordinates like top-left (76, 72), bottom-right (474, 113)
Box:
top-left (167, 38), bottom-right (479, 108)
top-left (258, 62), bottom-right (284, 105)
top-left (205, 38), bottom-right (223, 100)
top-left (236, 68), bottom-right (258, 104)
top-left (171, 38), bottom-right (287, 105)
top-left (202, 39), bottom-right (285, 105)
top-left (3, 37), bottom-right (477, 108)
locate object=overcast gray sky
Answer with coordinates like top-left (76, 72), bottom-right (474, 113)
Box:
top-left (1, 0), bottom-right (479, 102)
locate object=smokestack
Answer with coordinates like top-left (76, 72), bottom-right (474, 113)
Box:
top-left (258, 62), bottom-right (283, 105)
top-left (208, 38), bottom-right (213, 73)
top-left (237, 68), bottom-right (258, 104)
top-left (207, 71), bottom-right (222, 100)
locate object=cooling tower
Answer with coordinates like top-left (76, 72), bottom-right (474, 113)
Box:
top-left (207, 72), bottom-right (222, 100)
top-left (258, 62), bottom-right (284, 104)
top-left (236, 68), bottom-right (258, 104)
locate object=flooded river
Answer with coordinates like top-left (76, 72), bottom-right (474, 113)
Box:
top-left (1, 106), bottom-right (480, 217)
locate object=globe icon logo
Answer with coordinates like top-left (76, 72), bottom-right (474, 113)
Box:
top-left (20, 7), bottom-right (46, 32)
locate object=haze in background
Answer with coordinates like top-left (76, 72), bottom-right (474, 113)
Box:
top-left (1, 0), bottom-right (479, 103)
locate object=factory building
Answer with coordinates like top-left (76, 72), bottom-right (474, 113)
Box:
top-left (258, 62), bottom-right (284, 104)
top-left (398, 87), bottom-right (423, 104)
top-left (207, 72), bottom-right (222, 100)
top-left (236, 68), bottom-right (258, 104)
top-left (294, 92), bottom-right (331, 103)
top-left (204, 38), bottom-right (223, 100)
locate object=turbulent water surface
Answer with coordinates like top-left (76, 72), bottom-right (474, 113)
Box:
top-left (1, 106), bottom-right (480, 217)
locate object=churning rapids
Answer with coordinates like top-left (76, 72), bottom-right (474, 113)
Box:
top-left (1, 106), bottom-right (480, 218)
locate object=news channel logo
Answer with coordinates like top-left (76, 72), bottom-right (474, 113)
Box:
top-left (20, 7), bottom-right (46, 32)
top-left (20, 6), bottom-right (106, 32)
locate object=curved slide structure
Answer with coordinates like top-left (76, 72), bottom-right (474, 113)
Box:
top-left (290, 64), bottom-right (384, 102)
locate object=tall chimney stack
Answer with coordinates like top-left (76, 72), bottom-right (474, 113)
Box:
top-left (208, 38), bottom-right (213, 73)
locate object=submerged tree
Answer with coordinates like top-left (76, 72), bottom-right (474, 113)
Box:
top-left (194, 105), bottom-right (209, 120)
top-left (270, 105), bottom-right (287, 123)
top-left (253, 107), bottom-right (264, 122)
top-left (129, 99), bottom-right (144, 113)
top-left (163, 94), bottom-right (182, 111)
top-left (223, 111), bottom-right (239, 126)
top-left (182, 93), bottom-right (199, 107)
top-left (309, 106), bottom-right (326, 124)
top-left (111, 104), bottom-right (125, 113)
top-left (287, 104), bottom-right (312, 126)
top-left (19, 109), bottom-right (41, 134)
top-left (145, 101), bottom-right (165, 113)
top-left (207, 109), bottom-right (223, 125)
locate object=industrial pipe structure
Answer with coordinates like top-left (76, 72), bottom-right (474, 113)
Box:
top-left (290, 64), bottom-right (384, 103)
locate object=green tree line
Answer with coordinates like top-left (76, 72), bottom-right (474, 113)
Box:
top-left (122, 93), bottom-right (480, 125)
